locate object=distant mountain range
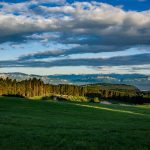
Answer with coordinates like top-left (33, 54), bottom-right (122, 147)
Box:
top-left (0, 72), bottom-right (69, 85)
top-left (0, 72), bottom-right (150, 91)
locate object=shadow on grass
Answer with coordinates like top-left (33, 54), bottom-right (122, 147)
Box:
top-left (2, 94), bottom-right (25, 98)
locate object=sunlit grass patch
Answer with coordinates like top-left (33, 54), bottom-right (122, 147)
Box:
top-left (29, 96), bottom-right (43, 100)
top-left (74, 103), bottom-right (149, 116)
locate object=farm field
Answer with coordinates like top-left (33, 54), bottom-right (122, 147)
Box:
top-left (0, 96), bottom-right (150, 150)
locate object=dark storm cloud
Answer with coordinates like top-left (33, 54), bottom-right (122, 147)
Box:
top-left (18, 45), bottom-right (130, 61)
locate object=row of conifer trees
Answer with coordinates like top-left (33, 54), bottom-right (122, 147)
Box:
top-left (0, 77), bottom-right (149, 103)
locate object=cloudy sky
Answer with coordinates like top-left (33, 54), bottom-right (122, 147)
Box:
top-left (0, 0), bottom-right (150, 75)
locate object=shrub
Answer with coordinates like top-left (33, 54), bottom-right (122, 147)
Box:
top-left (93, 97), bottom-right (100, 103)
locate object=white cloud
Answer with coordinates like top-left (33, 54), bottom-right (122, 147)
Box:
top-left (39, 5), bottom-right (75, 14)
top-left (0, 1), bottom-right (150, 51)
top-left (0, 13), bottom-right (59, 38)
top-left (32, 0), bottom-right (66, 4)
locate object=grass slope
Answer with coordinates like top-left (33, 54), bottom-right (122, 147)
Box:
top-left (0, 97), bottom-right (150, 150)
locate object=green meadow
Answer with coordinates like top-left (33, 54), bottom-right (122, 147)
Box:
top-left (0, 96), bottom-right (150, 150)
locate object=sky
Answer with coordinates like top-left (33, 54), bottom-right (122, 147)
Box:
top-left (0, 0), bottom-right (150, 75)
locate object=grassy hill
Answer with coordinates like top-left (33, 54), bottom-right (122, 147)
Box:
top-left (0, 96), bottom-right (150, 150)
top-left (86, 83), bottom-right (139, 92)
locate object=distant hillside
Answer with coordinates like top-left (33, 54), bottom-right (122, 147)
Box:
top-left (0, 72), bottom-right (150, 91)
top-left (87, 83), bottom-right (139, 92)
top-left (48, 74), bottom-right (150, 91)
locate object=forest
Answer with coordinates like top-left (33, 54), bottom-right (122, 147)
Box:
top-left (0, 77), bottom-right (150, 104)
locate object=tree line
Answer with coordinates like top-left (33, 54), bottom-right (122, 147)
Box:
top-left (0, 77), bottom-right (149, 104)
